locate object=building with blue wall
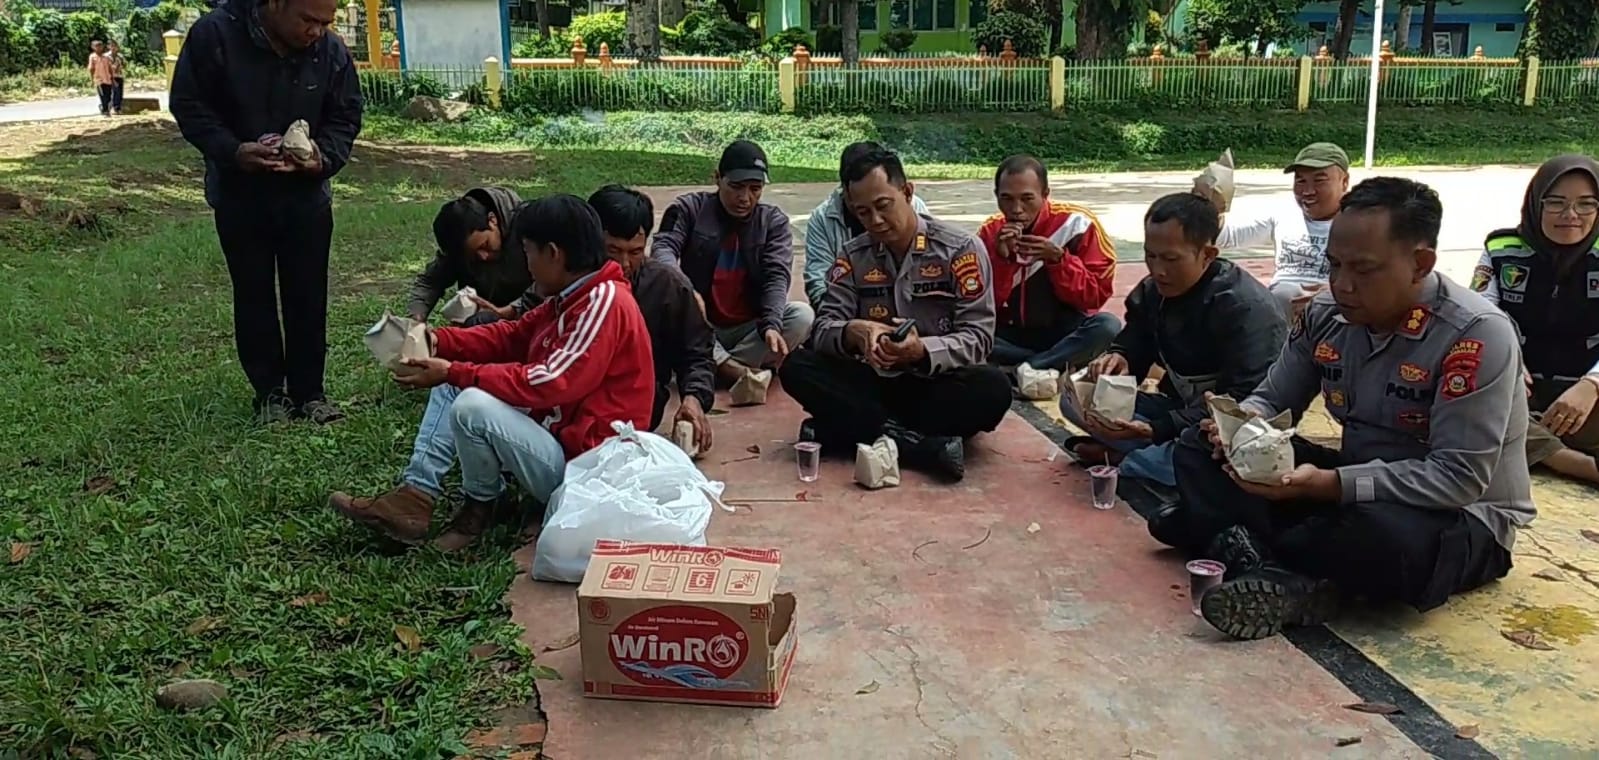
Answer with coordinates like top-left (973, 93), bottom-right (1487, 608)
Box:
top-left (1297, 0), bottom-right (1526, 57)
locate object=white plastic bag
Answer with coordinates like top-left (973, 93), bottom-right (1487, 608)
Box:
top-left (532, 421), bottom-right (727, 583)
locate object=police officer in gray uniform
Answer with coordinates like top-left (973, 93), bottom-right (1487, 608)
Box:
top-left (1164, 177), bottom-right (1536, 641)
top-left (779, 148), bottom-right (1012, 481)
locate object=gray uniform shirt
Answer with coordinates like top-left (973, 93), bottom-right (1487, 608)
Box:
top-left (1243, 272), bottom-right (1535, 550)
top-left (812, 215), bottom-right (997, 376)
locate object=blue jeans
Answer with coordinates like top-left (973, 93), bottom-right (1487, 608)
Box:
top-left (991, 312), bottom-right (1122, 372)
top-left (400, 384), bottom-right (461, 498)
top-left (449, 388), bottom-right (567, 505)
top-left (1059, 390), bottom-right (1180, 486)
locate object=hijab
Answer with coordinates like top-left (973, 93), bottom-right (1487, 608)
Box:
top-left (1515, 154), bottom-right (1599, 260)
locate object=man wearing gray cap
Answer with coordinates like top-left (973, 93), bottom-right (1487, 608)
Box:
top-left (1207, 142), bottom-right (1350, 319)
top-left (652, 140), bottom-right (815, 398)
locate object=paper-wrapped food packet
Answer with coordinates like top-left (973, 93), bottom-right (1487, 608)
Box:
top-left (364, 311), bottom-right (431, 376)
top-left (1206, 395), bottom-right (1296, 484)
top-left (730, 368), bottom-right (772, 406)
top-left (283, 119), bottom-right (315, 162)
top-left (854, 436), bottom-right (900, 490)
top-left (1192, 148), bottom-right (1236, 213)
top-left (440, 286), bottom-right (479, 324)
top-left (672, 420), bottom-right (701, 459)
top-left (1016, 364), bottom-right (1060, 400)
top-left (1071, 375), bottom-right (1139, 422)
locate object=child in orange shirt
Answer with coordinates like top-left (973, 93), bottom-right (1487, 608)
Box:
top-left (86, 40), bottom-right (114, 116)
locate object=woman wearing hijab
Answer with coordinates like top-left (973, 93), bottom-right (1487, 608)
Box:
top-left (1471, 154), bottom-right (1599, 485)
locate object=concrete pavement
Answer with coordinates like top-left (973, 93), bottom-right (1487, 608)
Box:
top-left (0, 92), bottom-right (167, 124)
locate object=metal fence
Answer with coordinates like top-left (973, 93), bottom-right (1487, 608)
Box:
top-left (507, 60), bottom-right (783, 113)
top-left (1065, 57), bottom-right (1299, 106)
top-left (1537, 60), bottom-right (1599, 105)
top-left (797, 55), bottom-right (1051, 113)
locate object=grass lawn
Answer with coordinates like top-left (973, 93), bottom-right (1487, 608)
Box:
top-left (0, 64), bottom-right (167, 105)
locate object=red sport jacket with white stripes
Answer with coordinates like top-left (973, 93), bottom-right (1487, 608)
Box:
top-left (434, 259), bottom-right (655, 459)
top-left (977, 201), bottom-right (1116, 331)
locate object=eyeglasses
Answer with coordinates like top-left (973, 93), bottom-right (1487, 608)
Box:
top-left (1541, 197), bottom-right (1599, 216)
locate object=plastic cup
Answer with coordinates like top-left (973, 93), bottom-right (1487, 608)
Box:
top-left (1186, 559), bottom-right (1226, 616)
top-left (1087, 464), bottom-right (1119, 510)
top-left (795, 441), bottom-right (821, 482)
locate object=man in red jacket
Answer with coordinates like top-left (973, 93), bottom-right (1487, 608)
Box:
top-left (978, 155), bottom-right (1121, 388)
top-left (329, 195), bottom-right (655, 551)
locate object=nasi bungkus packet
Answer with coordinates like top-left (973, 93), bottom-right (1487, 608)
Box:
top-left (283, 119), bottom-right (315, 162)
top-left (1206, 395), bottom-right (1296, 484)
top-left (364, 311), bottom-right (432, 377)
top-left (1016, 364), bottom-right (1060, 400)
top-left (1068, 375), bottom-right (1139, 423)
top-left (854, 436), bottom-right (900, 490)
top-left (1192, 148), bottom-right (1236, 213)
top-left (440, 286), bottom-right (479, 324)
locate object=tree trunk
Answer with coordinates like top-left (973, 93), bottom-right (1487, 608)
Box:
top-left (1074, 0), bottom-right (1132, 59)
top-left (660, 0), bottom-right (687, 27)
top-left (1394, 4), bottom-right (1412, 52)
top-left (1420, 0), bottom-right (1437, 55)
top-left (1331, 0), bottom-right (1359, 60)
top-left (536, 0), bottom-right (551, 38)
top-left (627, 0), bottom-right (661, 59)
top-left (841, 0), bottom-right (861, 65)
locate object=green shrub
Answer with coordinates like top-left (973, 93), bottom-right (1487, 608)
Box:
top-left (813, 24), bottom-right (843, 53)
top-left (877, 27), bottom-right (916, 53)
top-left (0, 17), bottom-right (39, 74)
top-left (24, 10), bottom-right (73, 67)
top-left (64, 11), bottom-right (112, 56)
top-left (567, 11), bottom-right (626, 54)
top-left (668, 7), bottom-right (760, 55)
top-left (512, 29), bottom-right (572, 58)
top-left (125, 2), bottom-right (181, 66)
top-left (972, 11), bottom-right (1047, 57)
top-left (760, 26), bottom-right (811, 59)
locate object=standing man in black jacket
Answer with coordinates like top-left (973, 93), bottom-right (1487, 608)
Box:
top-left (170, 0), bottom-right (363, 424)
top-left (589, 185), bottom-right (716, 451)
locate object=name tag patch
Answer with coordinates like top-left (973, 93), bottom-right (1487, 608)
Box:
top-left (1588, 273), bottom-right (1599, 299)
top-left (1398, 363), bottom-right (1430, 383)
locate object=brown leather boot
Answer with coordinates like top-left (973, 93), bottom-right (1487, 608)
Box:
top-left (328, 484), bottom-right (434, 544)
top-left (431, 498), bottom-right (496, 553)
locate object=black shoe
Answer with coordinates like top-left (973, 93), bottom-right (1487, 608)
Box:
top-left (253, 388), bottom-right (294, 424)
top-left (1204, 525), bottom-right (1270, 579)
top-left (882, 420), bottom-right (965, 482)
top-left (296, 397), bottom-right (346, 425)
top-left (1199, 566), bottom-right (1340, 640)
top-left (798, 417), bottom-right (819, 444)
top-left (1146, 504), bottom-right (1188, 549)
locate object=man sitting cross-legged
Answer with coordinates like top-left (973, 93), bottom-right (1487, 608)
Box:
top-left (329, 195), bottom-right (655, 552)
top-left (1162, 177), bottom-right (1535, 640)
top-left (779, 148), bottom-right (1011, 481)
top-left (1062, 193), bottom-right (1284, 487)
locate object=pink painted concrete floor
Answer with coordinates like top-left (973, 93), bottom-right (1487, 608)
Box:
top-left (506, 381), bottom-right (1428, 758)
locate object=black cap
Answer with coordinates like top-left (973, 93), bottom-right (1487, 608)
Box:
top-left (718, 140), bottom-right (769, 185)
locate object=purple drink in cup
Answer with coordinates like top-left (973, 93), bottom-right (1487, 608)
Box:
top-left (1186, 559), bottom-right (1226, 616)
top-left (1087, 464), bottom-right (1118, 510)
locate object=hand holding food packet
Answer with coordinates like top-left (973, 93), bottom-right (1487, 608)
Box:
top-left (1065, 375), bottom-right (1139, 423)
top-left (1206, 395), bottom-right (1296, 484)
top-left (282, 119), bottom-right (316, 162)
top-left (440, 286), bottom-right (480, 324)
top-left (1192, 148), bottom-right (1236, 213)
top-left (364, 311), bottom-right (433, 377)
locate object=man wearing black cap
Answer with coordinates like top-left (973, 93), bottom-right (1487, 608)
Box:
top-left (1206, 142), bottom-right (1350, 319)
top-left (652, 140), bottom-right (815, 397)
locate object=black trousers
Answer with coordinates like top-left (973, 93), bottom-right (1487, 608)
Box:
top-left (96, 84), bottom-right (114, 114)
top-left (778, 348), bottom-right (1011, 443)
top-left (111, 77), bottom-right (124, 111)
top-left (214, 202), bottom-right (334, 405)
top-left (1169, 430), bottom-right (1512, 612)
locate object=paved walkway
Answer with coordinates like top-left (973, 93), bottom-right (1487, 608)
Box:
top-left (0, 92), bottom-right (167, 124)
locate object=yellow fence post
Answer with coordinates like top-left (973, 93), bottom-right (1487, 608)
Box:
top-left (162, 30), bottom-right (183, 93)
top-left (1049, 55), bottom-right (1065, 111)
top-left (778, 55), bottom-right (796, 114)
top-left (484, 56), bottom-right (502, 109)
top-left (1296, 55), bottom-right (1313, 111)
top-left (1523, 56), bottom-right (1540, 107)
top-left (364, 0), bottom-right (382, 70)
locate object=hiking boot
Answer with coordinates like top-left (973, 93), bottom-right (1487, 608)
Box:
top-left (1204, 524), bottom-right (1270, 579)
top-left (431, 498), bottom-right (496, 553)
top-left (297, 397), bottom-right (346, 425)
top-left (253, 388), bottom-right (295, 425)
top-left (882, 419), bottom-right (965, 482)
top-left (328, 484), bottom-right (434, 544)
top-left (1199, 565), bottom-right (1341, 641)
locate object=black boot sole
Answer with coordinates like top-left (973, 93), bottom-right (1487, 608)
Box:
top-left (1200, 576), bottom-right (1340, 640)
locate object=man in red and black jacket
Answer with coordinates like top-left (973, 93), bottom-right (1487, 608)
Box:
top-left (330, 195), bottom-right (655, 552)
top-left (978, 155), bottom-right (1121, 383)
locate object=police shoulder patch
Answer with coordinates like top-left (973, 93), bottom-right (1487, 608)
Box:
top-left (1469, 264), bottom-right (1493, 292)
top-left (1440, 338), bottom-right (1486, 400)
top-left (827, 257), bottom-right (852, 284)
top-left (951, 250), bottom-right (985, 300)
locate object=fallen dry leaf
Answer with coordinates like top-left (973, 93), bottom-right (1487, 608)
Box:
top-left (1502, 628), bottom-right (1556, 651)
top-left (1343, 702), bottom-right (1402, 715)
top-left (468, 643), bottom-right (503, 660)
top-left (795, 490), bottom-right (809, 502)
top-left (269, 730), bottom-right (319, 750)
top-left (746, 444), bottom-right (761, 454)
top-left (1455, 724), bottom-right (1480, 740)
top-left (855, 680), bottom-right (880, 695)
top-left (83, 475), bottom-right (115, 495)
top-left (184, 616), bottom-right (225, 636)
top-left (1335, 736), bottom-right (1362, 747)
top-left (394, 625), bottom-right (422, 654)
top-left (229, 666), bottom-right (256, 679)
top-left (67, 747), bottom-right (97, 760)
top-left (289, 591), bottom-right (330, 608)
top-left (1581, 529), bottom-right (1599, 545)
top-left (541, 631), bottom-right (581, 653)
top-left (1531, 568), bottom-right (1567, 582)
top-left (169, 661), bottom-right (191, 678)
top-left (1026, 522), bottom-right (1041, 534)
top-left (334, 615), bottom-right (351, 627)
top-left (8, 542), bottom-right (34, 564)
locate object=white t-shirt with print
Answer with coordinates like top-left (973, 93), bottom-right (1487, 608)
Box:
top-left (1216, 200), bottom-right (1332, 289)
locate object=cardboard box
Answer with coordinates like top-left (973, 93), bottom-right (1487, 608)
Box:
top-left (577, 540), bottom-right (797, 708)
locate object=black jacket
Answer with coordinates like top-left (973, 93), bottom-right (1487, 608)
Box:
top-left (169, 0), bottom-right (362, 211)
top-left (1111, 259), bottom-right (1286, 442)
top-left (633, 259), bottom-right (716, 416)
top-left (406, 187), bottom-right (540, 319)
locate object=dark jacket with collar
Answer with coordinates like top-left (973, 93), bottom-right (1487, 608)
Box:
top-left (631, 259), bottom-right (716, 420)
top-left (169, 0), bottom-right (362, 211)
top-left (650, 191), bottom-right (794, 336)
top-left (1111, 259), bottom-right (1285, 442)
top-left (407, 187), bottom-right (540, 319)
